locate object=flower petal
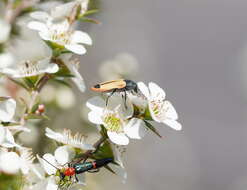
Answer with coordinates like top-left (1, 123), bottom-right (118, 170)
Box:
top-left (65, 44), bottom-right (86, 55)
top-left (46, 176), bottom-right (58, 190)
top-left (148, 82), bottom-right (166, 100)
top-left (0, 152), bottom-right (20, 174)
top-left (107, 132), bottom-right (129, 145)
top-left (71, 31), bottom-right (92, 45)
top-left (30, 11), bottom-right (50, 21)
top-left (38, 154), bottom-right (57, 175)
top-left (162, 119), bottom-right (182, 131)
top-left (86, 96), bottom-right (105, 112)
top-left (124, 118), bottom-right (147, 139)
top-left (88, 111), bottom-right (103, 124)
top-left (51, 2), bottom-right (76, 20)
top-left (63, 60), bottom-right (86, 92)
top-left (0, 126), bottom-right (21, 148)
top-left (28, 21), bottom-right (48, 33)
top-left (54, 145), bottom-right (75, 165)
top-left (0, 98), bottom-right (16, 122)
top-left (45, 127), bottom-right (64, 141)
top-left (137, 82), bottom-right (150, 98)
top-left (163, 100), bottom-right (178, 120)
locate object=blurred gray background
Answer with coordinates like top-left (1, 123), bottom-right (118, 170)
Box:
top-left (80, 0), bottom-right (247, 189)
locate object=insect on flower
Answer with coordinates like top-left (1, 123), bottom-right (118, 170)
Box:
top-left (91, 79), bottom-right (138, 108)
top-left (41, 157), bottom-right (113, 189)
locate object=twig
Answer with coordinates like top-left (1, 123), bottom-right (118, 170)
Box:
top-left (74, 136), bottom-right (107, 163)
top-left (5, 0), bottom-right (40, 24)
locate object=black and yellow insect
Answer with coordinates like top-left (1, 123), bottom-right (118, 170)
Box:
top-left (91, 79), bottom-right (138, 107)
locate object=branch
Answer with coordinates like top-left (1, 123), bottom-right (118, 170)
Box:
top-left (74, 136), bottom-right (107, 163)
top-left (5, 0), bottom-right (40, 24)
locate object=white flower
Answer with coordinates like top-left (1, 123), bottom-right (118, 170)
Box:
top-left (19, 148), bottom-right (35, 175)
top-left (38, 146), bottom-right (75, 175)
top-left (37, 146), bottom-right (85, 188)
top-left (47, 0), bottom-right (89, 20)
top-left (0, 98), bottom-right (26, 148)
top-left (59, 54), bottom-right (86, 92)
top-left (99, 53), bottom-right (139, 81)
top-left (0, 19), bottom-right (11, 43)
top-left (0, 97), bottom-right (16, 122)
top-left (0, 125), bottom-right (21, 148)
top-left (45, 128), bottom-right (94, 150)
top-left (0, 151), bottom-right (21, 174)
top-left (28, 11), bottom-right (92, 55)
top-left (86, 96), bottom-right (147, 145)
top-left (0, 53), bottom-right (15, 69)
top-left (79, 0), bottom-right (89, 15)
top-left (0, 148), bottom-right (34, 174)
top-left (0, 42), bottom-right (58, 78)
top-left (138, 82), bottom-right (182, 131)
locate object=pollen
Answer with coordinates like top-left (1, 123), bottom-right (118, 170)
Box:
top-left (150, 99), bottom-right (166, 119)
top-left (103, 113), bottom-right (123, 133)
top-left (50, 29), bottom-right (72, 45)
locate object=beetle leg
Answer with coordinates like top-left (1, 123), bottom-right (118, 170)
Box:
top-left (82, 158), bottom-right (88, 163)
top-left (124, 90), bottom-right (127, 109)
top-left (106, 89), bottom-right (116, 106)
top-left (75, 174), bottom-right (79, 182)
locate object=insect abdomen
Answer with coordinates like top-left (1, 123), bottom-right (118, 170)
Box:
top-left (74, 162), bottom-right (93, 174)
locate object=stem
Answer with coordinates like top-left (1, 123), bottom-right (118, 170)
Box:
top-left (74, 136), bottom-right (107, 163)
top-left (37, 74), bottom-right (51, 92)
top-left (5, 0), bottom-right (40, 24)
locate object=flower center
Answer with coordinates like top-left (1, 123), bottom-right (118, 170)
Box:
top-left (51, 29), bottom-right (71, 45)
top-left (19, 61), bottom-right (40, 77)
top-left (150, 99), bottom-right (166, 119)
top-left (103, 113), bottom-right (123, 133)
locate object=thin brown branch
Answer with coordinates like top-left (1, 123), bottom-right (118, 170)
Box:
top-left (74, 136), bottom-right (107, 163)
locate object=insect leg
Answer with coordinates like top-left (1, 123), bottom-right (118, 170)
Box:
top-left (75, 174), bottom-right (79, 182)
top-left (124, 90), bottom-right (127, 109)
top-left (106, 89), bottom-right (117, 106)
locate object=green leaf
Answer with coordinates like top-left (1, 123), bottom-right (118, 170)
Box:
top-left (78, 9), bottom-right (99, 17)
top-left (0, 173), bottom-right (24, 190)
top-left (78, 17), bottom-right (100, 24)
top-left (144, 120), bottom-right (162, 138)
top-left (23, 77), bottom-right (35, 89)
top-left (52, 78), bottom-right (71, 87)
top-left (104, 165), bottom-right (116, 174)
top-left (91, 140), bottom-right (114, 160)
top-left (25, 113), bottom-right (50, 120)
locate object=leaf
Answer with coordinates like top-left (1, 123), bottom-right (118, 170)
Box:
top-left (52, 78), bottom-right (71, 87)
top-left (91, 140), bottom-right (114, 160)
top-left (144, 120), bottom-right (162, 138)
top-left (78, 17), bottom-right (100, 24)
top-left (78, 9), bottom-right (99, 17)
top-left (104, 165), bottom-right (116, 174)
top-left (25, 113), bottom-right (50, 120)
top-left (23, 77), bottom-right (35, 88)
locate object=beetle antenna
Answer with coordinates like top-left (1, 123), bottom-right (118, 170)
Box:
top-left (41, 157), bottom-right (60, 170)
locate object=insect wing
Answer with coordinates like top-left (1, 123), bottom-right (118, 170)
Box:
top-left (92, 79), bottom-right (126, 92)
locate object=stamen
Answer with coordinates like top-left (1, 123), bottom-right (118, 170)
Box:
top-left (103, 113), bottom-right (123, 133)
top-left (19, 61), bottom-right (40, 77)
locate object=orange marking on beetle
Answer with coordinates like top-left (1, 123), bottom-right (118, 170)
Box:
top-left (92, 161), bottom-right (97, 169)
top-left (64, 167), bottom-right (76, 176)
top-left (91, 79), bottom-right (127, 92)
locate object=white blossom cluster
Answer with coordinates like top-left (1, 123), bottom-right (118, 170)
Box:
top-left (0, 0), bottom-right (182, 189)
